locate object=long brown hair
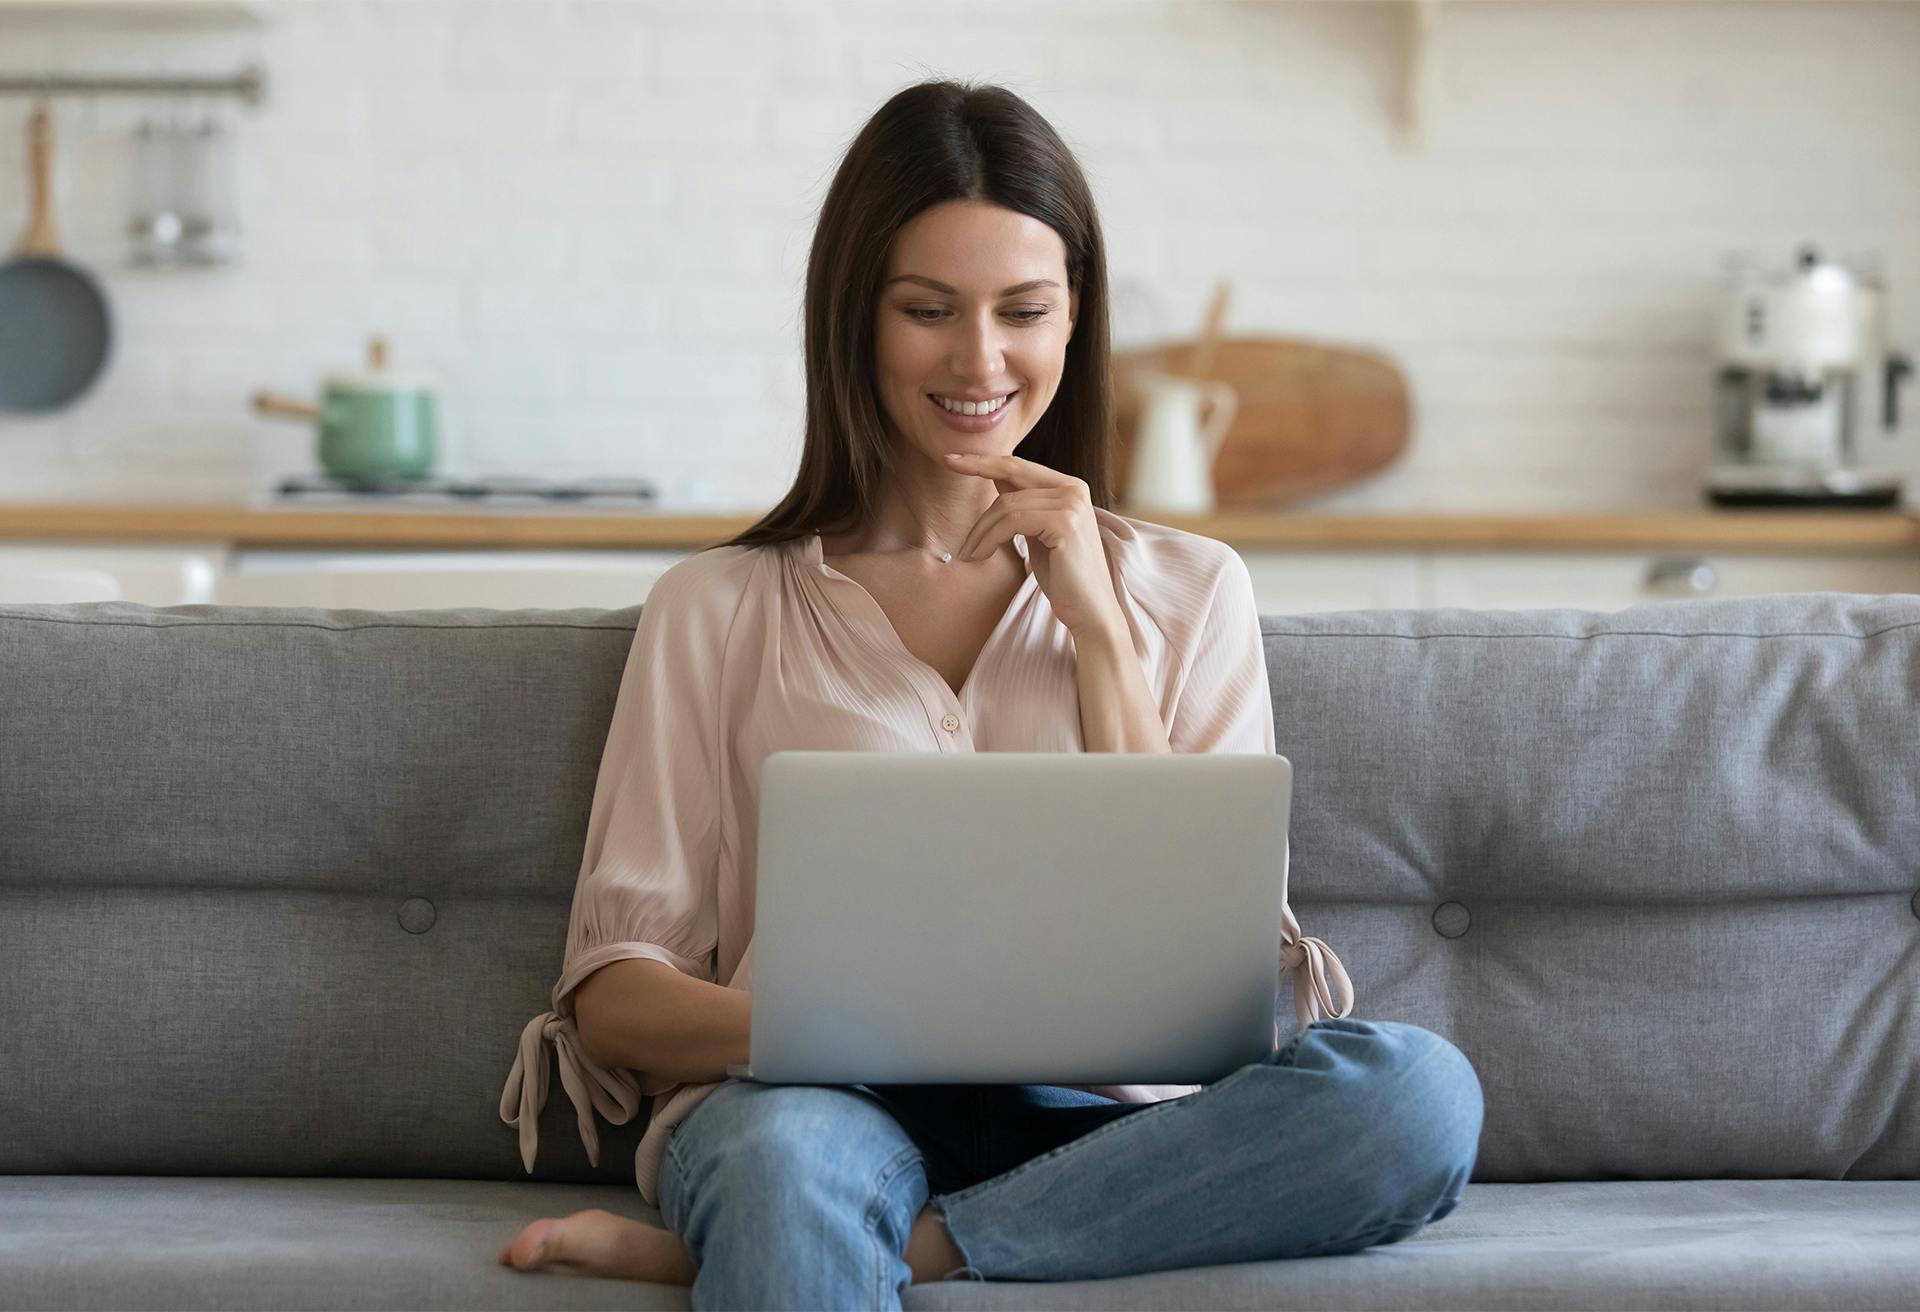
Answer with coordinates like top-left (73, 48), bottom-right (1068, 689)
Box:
top-left (705, 78), bottom-right (1116, 555)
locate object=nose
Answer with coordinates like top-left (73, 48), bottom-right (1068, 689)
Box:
top-left (949, 307), bottom-right (1009, 383)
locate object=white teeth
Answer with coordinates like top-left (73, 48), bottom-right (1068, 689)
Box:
top-left (934, 393), bottom-right (1009, 416)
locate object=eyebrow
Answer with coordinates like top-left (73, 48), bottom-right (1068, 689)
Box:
top-left (885, 275), bottom-right (1062, 296)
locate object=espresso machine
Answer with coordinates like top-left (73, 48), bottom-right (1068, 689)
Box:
top-left (1706, 245), bottom-right (1913, 508)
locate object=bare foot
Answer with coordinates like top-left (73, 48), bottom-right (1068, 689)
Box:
top-left (498, 1208), bottom-right (697, 1285)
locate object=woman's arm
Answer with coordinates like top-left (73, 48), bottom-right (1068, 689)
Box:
top-left (1071, 620), bottom-right (1173, 755)
top-left (574, 958), bottom-right (752, 1086)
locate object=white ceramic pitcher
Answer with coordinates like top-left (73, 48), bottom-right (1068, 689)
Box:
top-left (1123, 368), bottom-right (1239, 514)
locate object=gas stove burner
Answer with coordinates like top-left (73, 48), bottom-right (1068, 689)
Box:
top-left (277, 473), bottom-right (659, 503)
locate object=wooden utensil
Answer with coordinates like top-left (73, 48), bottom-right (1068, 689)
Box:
top-left (1185, 281), bottom-right (1232, 383)
top-left (1114, 336), bottom-right (1411, 509)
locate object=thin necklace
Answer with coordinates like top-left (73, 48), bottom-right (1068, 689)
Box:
top-left (820, 532), bottom-right (956, 565)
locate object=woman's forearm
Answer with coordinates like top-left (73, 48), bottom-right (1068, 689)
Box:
top-left (572, 957), bottom-right (752, 1086)
top-left (1072, 620), bottom-right (1173, 754)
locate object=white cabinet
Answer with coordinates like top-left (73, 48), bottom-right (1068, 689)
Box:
top-left (214, 550), bottom-right (689, 610)
top-left (1238, 553), bottom-right (1423, 615)
top-left (1425, 551), bottom-right (1920, 611)
top-left (9, 540), bottom-right (1918, 615)
top-left (1236, 549), bottom-right (1920, 615)
top-left (0, 544), bottom-right (221, 605)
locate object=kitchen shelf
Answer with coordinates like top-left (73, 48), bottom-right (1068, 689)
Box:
top-left (0, 62), bottom-right (265, 104)
top-left (3, 504), bottom-right (1918, 553)
top-left (0, 0), bottom-right (263, 25)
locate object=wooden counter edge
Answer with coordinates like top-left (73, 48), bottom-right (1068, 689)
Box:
top-left (2, 503), bottom-right (1919, 552)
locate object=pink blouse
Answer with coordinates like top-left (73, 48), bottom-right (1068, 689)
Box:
top-left (500, 506), bottom-right (1355, 1205)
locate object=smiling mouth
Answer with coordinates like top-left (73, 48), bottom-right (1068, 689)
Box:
top-left (928, 390), bottom-right (1019, 415)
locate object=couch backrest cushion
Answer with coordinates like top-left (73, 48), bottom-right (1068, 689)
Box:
top-left (1, 601), bottom-right (650, 1183)
top-left (1265, 591), bottom-right (1919, 1181)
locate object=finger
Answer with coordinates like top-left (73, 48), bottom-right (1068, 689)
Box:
top-left (945, 452), bottom-right (1077, 493)
top-left (957, 492), bottom-right (1069, 560)
top-left (963, 506), bottom-right (1076, 561)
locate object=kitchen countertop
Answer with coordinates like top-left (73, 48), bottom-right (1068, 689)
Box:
top-left (3, 502), bottom-right (1920, 552)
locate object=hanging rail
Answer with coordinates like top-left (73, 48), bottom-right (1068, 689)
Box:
top-left (0, 62), bottom-right (265, 105)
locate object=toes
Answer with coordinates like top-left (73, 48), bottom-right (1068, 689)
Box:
top-left (500, 1219), bottom-right (557, 1271)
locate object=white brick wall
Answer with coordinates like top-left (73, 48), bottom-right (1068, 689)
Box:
top-left (0, 0), bottom-right (1915, 510)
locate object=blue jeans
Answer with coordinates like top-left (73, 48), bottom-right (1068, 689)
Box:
top-left (658, 1017), bottom-right (1483, 1311)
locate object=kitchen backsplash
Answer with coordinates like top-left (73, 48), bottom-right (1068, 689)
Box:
top-left (0, 0), bottom-right (1916, 511)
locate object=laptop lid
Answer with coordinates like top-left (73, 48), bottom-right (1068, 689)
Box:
top-left (729, 750), bottom-right (1292, 1085)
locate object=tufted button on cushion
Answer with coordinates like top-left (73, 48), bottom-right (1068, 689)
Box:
top-left (398, 897), bottom-right (437, 934)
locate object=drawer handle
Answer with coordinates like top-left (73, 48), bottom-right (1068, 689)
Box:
top-left (1644, 554), bottom-right (1718, 593)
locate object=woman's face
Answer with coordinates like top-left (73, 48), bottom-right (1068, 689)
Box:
top-left (873, 198), bottom-right (1079, 465)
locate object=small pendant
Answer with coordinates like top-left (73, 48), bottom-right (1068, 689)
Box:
top-left (940, 551), bottom-right (953, 564)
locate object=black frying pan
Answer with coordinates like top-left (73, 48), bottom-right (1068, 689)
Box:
top-left (0, 102), bottom-right (112, 413)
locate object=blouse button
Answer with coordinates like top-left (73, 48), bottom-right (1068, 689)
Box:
top-left (940, 713), bottom-right (960, 732)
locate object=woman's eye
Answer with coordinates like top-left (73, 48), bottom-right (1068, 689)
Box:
top-left (905, 308), bottom-right (1048, 323)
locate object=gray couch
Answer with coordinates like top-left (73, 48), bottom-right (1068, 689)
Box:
top-left (3, 591), bottom-right (1916, 1311)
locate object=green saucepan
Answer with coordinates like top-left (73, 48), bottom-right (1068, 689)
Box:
top-left (252, 335), bottom-right (440, 482)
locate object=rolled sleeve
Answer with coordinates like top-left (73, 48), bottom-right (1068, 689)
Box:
top-left (500, 564), bottom-right (728, 1172)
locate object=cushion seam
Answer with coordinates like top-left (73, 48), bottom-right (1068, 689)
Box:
top-left (1259, 618), bottom-right (1920, 641)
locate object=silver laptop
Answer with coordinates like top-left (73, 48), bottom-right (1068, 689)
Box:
top-left (726, 750), bottom-right (1293, 1085)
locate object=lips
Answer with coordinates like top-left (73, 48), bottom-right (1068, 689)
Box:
top-left (928, 390), bottom-right (1017, 415)
top-left (926, 389), bottom-right (1016, 431)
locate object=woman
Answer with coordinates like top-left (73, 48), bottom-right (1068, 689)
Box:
top-left (497, 78), bottom-right (1483, 1308)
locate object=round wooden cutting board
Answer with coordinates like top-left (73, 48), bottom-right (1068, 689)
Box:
top-left (1112, 336), bottom-right (1412, 509)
